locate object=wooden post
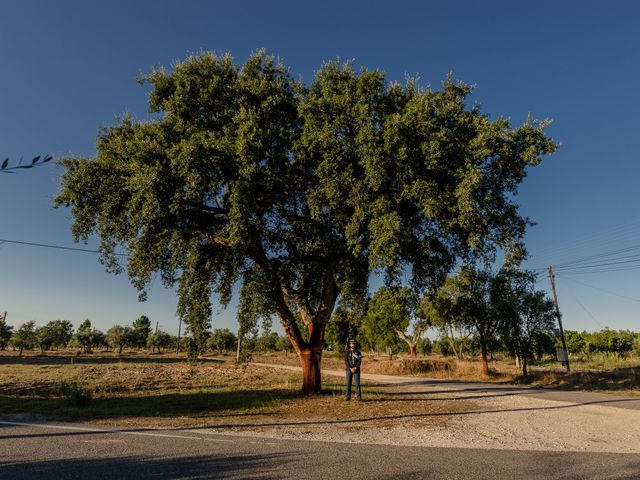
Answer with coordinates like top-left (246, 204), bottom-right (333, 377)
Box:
top-left (176, 317), bottom-right (182, 354)
top-left (548, 265), bottom-right (570, 372)
top-left (236, 336), bottom-right (242, 362)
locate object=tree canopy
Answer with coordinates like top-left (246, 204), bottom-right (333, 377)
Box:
top-left (55, 51), bottom-right (555, 392)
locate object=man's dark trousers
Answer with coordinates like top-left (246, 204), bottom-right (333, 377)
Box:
top-left (346, 369), bottom-right (361, 400)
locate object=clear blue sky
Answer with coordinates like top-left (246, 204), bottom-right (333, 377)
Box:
top-left (1, 0), bottom-right (639, 335)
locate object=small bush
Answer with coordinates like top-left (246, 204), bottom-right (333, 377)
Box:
top-left (53, 379), bottom-right (93, 407)
top-left (397, 358), bottom-right (455, 375)
top-left (236, 349), bottom-right (253, 364)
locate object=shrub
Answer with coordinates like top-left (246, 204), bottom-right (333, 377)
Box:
top-left (53, 379), bottom-right (93, 407)
top-left (416, 337), bottom-right (433, 355)
top-left (433, 338), bottom-right (453, 356)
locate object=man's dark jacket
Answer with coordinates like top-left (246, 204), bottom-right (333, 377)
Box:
top-left (344, 348), bottom-right (362, 372)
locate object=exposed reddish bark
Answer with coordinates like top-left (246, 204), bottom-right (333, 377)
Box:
top-left (300, 348), bottom-right (322, 394)
top-left (409, 343), bottom-right (417, 358)
top-left (481, 341), bottom-right (489, 375)
top-left (298, 322), bottom-right (326, 394)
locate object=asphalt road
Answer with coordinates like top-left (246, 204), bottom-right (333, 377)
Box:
top-left (1, 420), bottom-right (640, 479)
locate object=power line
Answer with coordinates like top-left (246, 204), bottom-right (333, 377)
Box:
top-left (553, 245), bottom-right (640, 269)
top-left (554, 265), bottom-right (640, 275)
top-left (532, 217), bottom-right (640, 259)
top-left (0, 238), bottom-right (128, 257)
top-left (555, 257), bottom-right (640, 272)
top-left (571, 295), bottom-right (605, 329)
top-left (560, 274), bottom-right (640, 303)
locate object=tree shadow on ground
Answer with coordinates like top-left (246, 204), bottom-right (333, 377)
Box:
top-left (0, 453), bottom-right (294, 480)
top-left (0, 388), bottom-right (301, 420)
top-left (519, 367), bottom-right (640, 392)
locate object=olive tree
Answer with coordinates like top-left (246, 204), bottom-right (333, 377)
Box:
top-left (0, 317), bottom-right (13, 350)
top-left (55, 51), bottom-right (554, 393)
top-left (10, 321), bottom-right (37, 356)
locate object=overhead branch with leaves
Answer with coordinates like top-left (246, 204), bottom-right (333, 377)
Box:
top-left (1, 154), bottom-right (53, 173)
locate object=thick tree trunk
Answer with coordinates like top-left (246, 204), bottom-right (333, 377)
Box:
top-left (300, 348), bottom-right (322, 394)
top-left (409, 342), bottom-right (417, 358)
top-left (297, 322), bottom-right (326, 394)
top-left (481, 339), bottom-right (489, 375)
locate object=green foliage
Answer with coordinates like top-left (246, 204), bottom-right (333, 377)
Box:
top-left (132, 315), bottom-right (152, 348)
top-left (433, 338), bottom-right (454, 356)
top-left (35, 324), bottom-right (54, 353)
top-left (362, 286), bottom-right (411, 355)
top-left (563, 330), bottom-right (588, 355)
top-left (325, 305), bottom-right (362, 351)
top-left (9, 321), bottom-right (37, 355)
top-left (416, 337), bottom-right (433, 355)
top-left (500, 283), bottom-right (556, 372)
top-left (207, 328), bottom-right (237, 354)
top-left (147, 330), bottom-right (174, 352)
top-left (55, 51), bottom-right (555, 375)
top-left (0, 154), bottom-right (53, 173)
top-left (0, 317), bottom-right (13, 350)
top-left (73, 319), bottom-right (105, 353)
top-left (431, 267), bottom-right (505, 363)
top-left (585, 329), bottom-right (635, 357)
top-left (275, 334), bottom-right (294, 353)
top-left (35, 320), bottom-right (74, 353)
top-left (254, 332), bottom-right (279, 353)
top-left (53, 379), bottom-right (92, 407)
top-left (433, 266), bottom-right (555, 373)
top-left (106, 325), bottom-right (136, 354)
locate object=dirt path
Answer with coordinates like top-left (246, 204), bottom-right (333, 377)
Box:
top-left (247, 362), bottom-right (640, 453)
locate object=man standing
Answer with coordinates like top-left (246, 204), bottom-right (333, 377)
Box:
top-left (344, 338), bottom-right (362, 401)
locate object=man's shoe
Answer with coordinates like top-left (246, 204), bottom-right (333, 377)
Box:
top-left (357, 397), bottom-right (362, 401)
top-left (345, 397), bottom-right (351, 401)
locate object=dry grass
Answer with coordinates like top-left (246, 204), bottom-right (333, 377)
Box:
top-left (253, 351), bottom-right (520, 382)
top-left (0, 350), bottom-right (479, 428)
top-left (1, 349), bottom-right (637, 430)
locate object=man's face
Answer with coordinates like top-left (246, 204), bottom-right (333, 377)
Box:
top-left (349, 342), bottom-right (356, 349)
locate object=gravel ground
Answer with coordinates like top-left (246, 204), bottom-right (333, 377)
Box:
top-left (191, 366), bottom-right (640, 454)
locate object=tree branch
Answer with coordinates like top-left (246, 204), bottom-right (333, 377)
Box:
top-left (183, 200), bottom-right (229, 215)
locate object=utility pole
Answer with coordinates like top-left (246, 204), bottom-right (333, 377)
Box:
top-left (176, 317), bottom-right (182, 355)
top-left (548, 265), bottom-right (570, 372)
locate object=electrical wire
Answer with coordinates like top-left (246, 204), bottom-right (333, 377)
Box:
top-left (0, 238), bottom-right (128, 257)
top-left (553, 245), bottom-right (640, 269)
top-left (560, 274), bottom-right (640, 303)
top-left (571, 295), bottom-right (605, 329)
top-left (532, 217), bottom-right (640, 260)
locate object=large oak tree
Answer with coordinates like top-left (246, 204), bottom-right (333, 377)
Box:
top-left (55, 51), bottom-right (555, 393)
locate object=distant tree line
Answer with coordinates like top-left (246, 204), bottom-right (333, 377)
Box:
top-left (2, 280), bottom-right (638, 368)
top-left (0, 314), bottom-right (294, 358)
top-left (317, 266), bottom-right (640, 376)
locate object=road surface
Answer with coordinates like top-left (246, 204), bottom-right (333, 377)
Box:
top-left (1, 419), bottom-right (639, 479)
